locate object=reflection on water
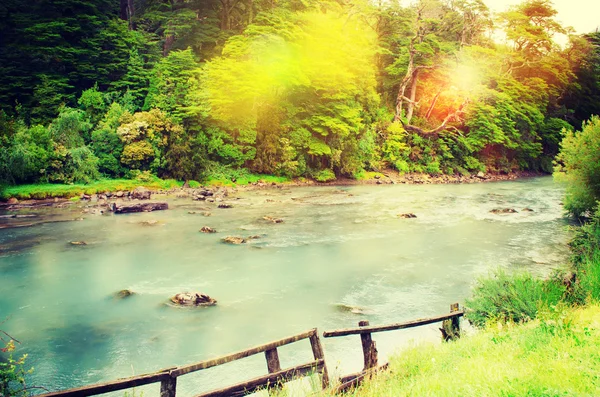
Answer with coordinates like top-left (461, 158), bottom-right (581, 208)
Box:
top-left (0, 177), bottom-right (570, 394)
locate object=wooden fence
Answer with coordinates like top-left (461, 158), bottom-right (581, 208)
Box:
top-left (36, 304), bottom-right (464, 397)
top-left (37, 328), bottom-right (328, 397)
top-left (322, 303), bottom-right (464, 392)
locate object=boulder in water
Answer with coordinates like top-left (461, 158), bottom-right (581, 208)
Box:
top-left (398, 213), bottom-right (417, 218)
top-left (200, 226), bottom-right (217, 233)
top-left (114, 289), bottom-right (135, 299)
top-left (262, 216), bottom-right (284, 223)
top-left (522, 208), bottom-right (534, 212)
top-left (218, 203), bottom-right (233, 209)
top-left (110, 202), bottom-right (168, 213)
top-left (131, 187), bottom-right (152, 200)
top-left (69, 241), bottom-right (87, 246)
top-left (490, 208), bottom-right (518, 214)
top-left (170, 292), bottom-right (217, 307)
top-left (222, 236), bottom-right (246, 244)
top-left (139, 220), bottom-right (160, 226)
top-left (334, 304), bottom-right (372, 315)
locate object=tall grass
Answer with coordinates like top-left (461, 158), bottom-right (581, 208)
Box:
top-left (465, 270), bottom-right (566, 327)
top-left (325, 305), bottom-right (600, 397)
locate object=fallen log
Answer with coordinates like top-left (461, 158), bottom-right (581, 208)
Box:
top-left (110, 202), bottom-right (169, 214)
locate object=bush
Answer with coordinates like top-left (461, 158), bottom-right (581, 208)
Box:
top-left (566, 205), bottom-right (600, 303)
top-left (554, 116), bottom-right (600, 217)
top-left (465, 270), bottom-right (565, 327)
top-left (313, 169), bottom-right (336, 183)
top-left (0, 339), bottom-right (33, 397)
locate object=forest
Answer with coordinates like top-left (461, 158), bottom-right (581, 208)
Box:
top-left (1, 0), bottom-right (599, 185)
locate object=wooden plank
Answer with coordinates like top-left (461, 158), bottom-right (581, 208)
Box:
top-left (171, 329), bottom-right (317, 377)
top-left (335, 363), bottom-right (389, 394)
top-left (359, 321), bottom-right (378, 371)
top-left (309, 331), bottom-right (329, 389)
top-left (323, 311), bottom-right (465, 337)
top-left (195, 360), bottom-right (324, 397)
top-left (36, 371), bottom-right (171, 397)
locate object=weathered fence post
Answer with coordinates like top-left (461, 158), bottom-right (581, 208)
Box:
top-left (440, 303), bottom-right (461, 341)
top-left (160, 375), bottom-right (177, 397)
top-left (309, 330), bottom-right (330, 389)
top-left (359, 320), bottom-right (378, 372)
top-left (264, 348), bottom-right (282, 390)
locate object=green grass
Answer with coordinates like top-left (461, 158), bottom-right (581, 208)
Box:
top-left (353, 171), bottom-right (385, 181)
top-left (2, 178), bottom-right (182, 200)
top-left (204, 172), bottom-right (289, 187)
top-left (465, 270), bottom-right (566, 327)
top-left (319, 304), bottom-right (600, 397)
top-left (2, 171), bottom-right (290, 200)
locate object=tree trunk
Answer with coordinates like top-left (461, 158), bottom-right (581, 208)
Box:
top-left (425, 89), bottom-right (443, 120)
top-left (405, 69), bottom-right (419, 124)
top-left (127, 0), bottom-right (134, 29)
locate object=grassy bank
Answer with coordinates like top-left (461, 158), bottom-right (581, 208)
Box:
top-left (0, 172), bottom-right (290, 200)
top-left (1, 179), bottom-right (183, 200)
top-left (332, 304), bottom-right (600, 396)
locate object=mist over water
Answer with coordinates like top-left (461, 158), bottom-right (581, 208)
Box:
top-left (0, 177), bottom-right (570, 395)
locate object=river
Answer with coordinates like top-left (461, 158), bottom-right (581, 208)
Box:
top-left (0, 177), bottom-right (570, 395)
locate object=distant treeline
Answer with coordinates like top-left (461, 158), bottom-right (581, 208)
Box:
top-left (1, 0), bottom-right (599, 185)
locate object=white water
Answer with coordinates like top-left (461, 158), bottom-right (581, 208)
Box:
top-left (0, 177), bottom-right (570, 395)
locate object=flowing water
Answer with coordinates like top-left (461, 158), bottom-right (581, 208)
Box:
top-left (0, 177), bottom-right (570, 395)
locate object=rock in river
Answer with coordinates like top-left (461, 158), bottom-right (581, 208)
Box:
top-left (114, 289), bottom-right (135, 299)
top-left (131, 186), bottom-right (152, 200)
top-left (490, 208), bottom-right (518, 214)
top-left (263, 216), bottom-right (284, 223)
top-left (110, 202), bottom-right (168, 214)
top-left (398, 213), bottom-right (417, 218)
top-left (170, 292), bottom-right (217, 307)
top-left (222, 236), bottom-right (246, 244)
top-left (69, 241), bottom-right (87, 246)
top-left (200, 226), bottom-right (217, 233)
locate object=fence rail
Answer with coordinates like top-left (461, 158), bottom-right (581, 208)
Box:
top-left (322, 303), bottom-right (463, 393)
top-left (36, 304), bottom-right (463, 397)
top-left (37, 328), bottom-right (328, 397)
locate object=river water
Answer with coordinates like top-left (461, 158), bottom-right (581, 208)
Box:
top-left (0, 177), bottom-right (570, 395)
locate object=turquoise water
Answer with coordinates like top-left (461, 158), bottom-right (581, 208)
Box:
top-left (0, 177), bottom-right (569, 395)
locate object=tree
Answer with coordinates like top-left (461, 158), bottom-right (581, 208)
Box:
top-left (555, 116), bottom-right (600, 217)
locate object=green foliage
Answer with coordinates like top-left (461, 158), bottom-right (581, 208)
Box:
top-left (312, 169), bottom-right (336, 183)
top-left (325, 304), bottom-right (600, 397)
top-left (465, 270), bottom-right (565, 328)
top-left (0, 0), bottom-right (597, 185)
top-left (203, 164), bottom-right (288, 186)
top-left (48, 107), bottom-right (92, 148)
top-left (3, 179), bottom-right (181, 200)
top-left (555, 116), bottom-right (600, 217)
top-left (90, 102), bottom-right (127, 177)
top-left (0, 339), bottom-right (33, 397)
top-left (144, 49), bottom-right (199, 122)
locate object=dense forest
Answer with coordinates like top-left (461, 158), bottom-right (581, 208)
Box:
top-left (1, 0), bottom-right (599, 185)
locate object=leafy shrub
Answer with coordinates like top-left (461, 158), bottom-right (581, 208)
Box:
top-left (566, 206), bottom-right (600, 303)
top-left (313, 169), bottom-right (336, 183)
top-left (0, 339), bottom-right (33, 397)
top-left (555, 116), bottom-right (600, 217)
top-left (465, 270), bottom-right (565, 327)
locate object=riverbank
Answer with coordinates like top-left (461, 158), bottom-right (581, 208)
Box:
top-left (0, 170), bottom-right (547, 202)
top-left (308, 206), bottom-right (600, 396)
top-left (312, 303), bottom-right (600, 396)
